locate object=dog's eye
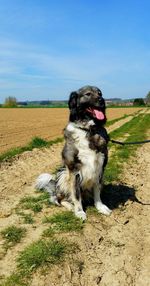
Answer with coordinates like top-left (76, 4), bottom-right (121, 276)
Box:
top-left (85, 92), bottom-right (91, 97)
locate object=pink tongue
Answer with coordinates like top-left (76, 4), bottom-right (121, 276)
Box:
top-left (93, 109), bottom-right (105, 120)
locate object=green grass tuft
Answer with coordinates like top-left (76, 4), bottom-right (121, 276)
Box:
top-left (22, 213), bottom-right (34, 224)
top-left (29, 137), bottom-right (48, 148)
top-left (0, 273), bottom-right (27, 286)
top-left (43, 211), bottom-right (84, 232)
top-left (17, 239), bottom-right (66, 276)
top-left (1, 226), bottom-right (26, 249)
top-left (42, 227), bottom-right (56, 238)
top-left (19, 193), bottom-right (50, 213)
top-left (20, 199), bottom-right (43, 213)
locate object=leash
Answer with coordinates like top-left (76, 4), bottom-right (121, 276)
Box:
top-left (77, 125), bottom-right (150, 146)
top-left (110, 139), bottom-right (150, 146)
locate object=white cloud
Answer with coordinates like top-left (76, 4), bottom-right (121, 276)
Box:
top-left (0, 38), bottom-right (150, 102)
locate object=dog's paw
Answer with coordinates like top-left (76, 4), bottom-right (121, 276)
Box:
top-left (61, 201), bottom-right (74, 211)
top-left (96, 204), bottom-right (112, 216)
top-left (75, 210), bottom-right (87, 221)
top-left (49, 196), bottom-right (61, 206)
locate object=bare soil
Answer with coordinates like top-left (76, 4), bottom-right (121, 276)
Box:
top-left (33, 131), bottom-right (150, 286)
top-left (0, 107), bottom-right (143, 153)
top-left (0, 112), bottom-right (150, 286)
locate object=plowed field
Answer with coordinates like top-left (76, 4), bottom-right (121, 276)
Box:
top-left (0, 107), bottom-right (143, 153)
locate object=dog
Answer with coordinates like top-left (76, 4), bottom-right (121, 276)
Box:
top-left (35, 86), bottom-right (111, 220)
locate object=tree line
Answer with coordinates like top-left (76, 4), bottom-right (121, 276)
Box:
top-left (1, 92), bottom-right (150, 107)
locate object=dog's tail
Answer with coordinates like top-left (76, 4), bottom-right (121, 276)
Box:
top-left (35, 173), bottom-right (60, 205)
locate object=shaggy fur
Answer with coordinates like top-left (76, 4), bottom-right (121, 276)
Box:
top-left (35, 86), bottom-right (111, 220)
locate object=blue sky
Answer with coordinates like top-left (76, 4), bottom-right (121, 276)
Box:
top-left (0, 0), bottom-right (150, 103)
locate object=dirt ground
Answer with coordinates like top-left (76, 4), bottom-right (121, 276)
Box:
top-left (0, 112), bottom-right (150, 286)
top-left (0, 107), bottom-right (143, 153)
top-left (32, 137), bottom-right (150, 286)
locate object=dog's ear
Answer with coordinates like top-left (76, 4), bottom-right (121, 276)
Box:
top-left (68, 92), bottom-right (78, 109)
top-left (68, 91), bottom-right (78, 122)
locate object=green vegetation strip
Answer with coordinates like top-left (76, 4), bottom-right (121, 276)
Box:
top-left (105, 114), bottom-right (150, 183)
top-left (106, 108), bottom-right (143, 127)
top-left (0, 137), bottom-right (64, 163)
top-left (106, 114), bottom-right (129, 127)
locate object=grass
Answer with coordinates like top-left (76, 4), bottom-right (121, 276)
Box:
top-left (18, 193), bottom-right (50, 213)
top-left (0, 273), bottom-right (28, 286)
top-left (42, 227), bottom-right (56, 238)
top-left (0, 136), bottom-right (64, 162)
top-left (17, 239), bottom-right (67, 276)
top-left (18, 213), bottom-right (34, 224)
top-left (1, 211), bottom-right (81, 286)
top-left (0, 238), bottom-right (71, 286)
top-left (106, 108), bottom-right (142, 127)
top-left (1, 225), bottom-right (26, 250)
top-left (106, 114), bottom-right (129, 127)
top-left (104, 114), bottom-right (150, 183)
top-left (43, 211), bottom-right (84, 232)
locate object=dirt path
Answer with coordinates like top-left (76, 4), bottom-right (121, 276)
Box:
top-left (0, 111), bottom-right (150, 285)
top-left (32, 131), bottom-right (150, 286)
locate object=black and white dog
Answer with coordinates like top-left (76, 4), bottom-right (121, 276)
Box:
top-left (35, 86), bottom-right (111, 220)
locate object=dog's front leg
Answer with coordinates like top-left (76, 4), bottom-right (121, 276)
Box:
top-left (94, 182), bottom-right (112, 216)
top-left (70, 172), bottom-right (86, 221)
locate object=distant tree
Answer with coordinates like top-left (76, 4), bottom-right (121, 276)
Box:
top-left (146, 91), bottom-right (150, 104)
top-left (133, 98), bottom-right (145, 106)
top-left (3, 96), bottom-right (17, 107)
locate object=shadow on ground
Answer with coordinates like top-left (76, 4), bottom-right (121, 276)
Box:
top-left (101, 183), bottom-right (149, 209)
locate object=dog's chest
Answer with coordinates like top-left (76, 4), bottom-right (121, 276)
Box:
top-left (68, 124), bottom-right (105, 187)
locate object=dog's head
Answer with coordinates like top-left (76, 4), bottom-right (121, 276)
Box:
top-left (68, 85), bottom-right (106, 125)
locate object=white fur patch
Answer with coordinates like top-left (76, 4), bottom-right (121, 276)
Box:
top-left (67, 122), bottom-right (75, 132)
top-left (35, 173), bottom-right (54, 190)
top-left (69, 126), bottom-right (104, 189)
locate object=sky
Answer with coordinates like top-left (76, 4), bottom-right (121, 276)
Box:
top-left (0, 0), bottom-right (150, 103)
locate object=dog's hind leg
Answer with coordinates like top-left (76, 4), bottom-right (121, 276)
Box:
top-left (70, 173), bottom-right (86, 221)
top-left (61, 201), bottom-right (74, 211)
top-left (94, 182), bottom-right (112, 215)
